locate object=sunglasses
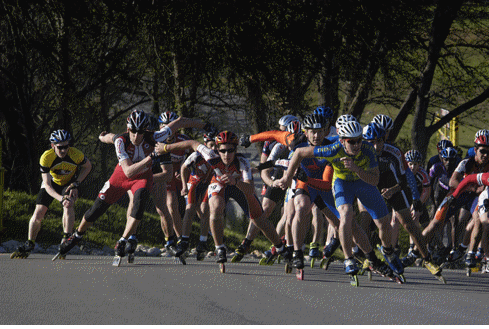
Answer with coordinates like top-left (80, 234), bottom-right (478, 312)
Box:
top-left (130, 128), bottom-right (145, 134)
top-left (346, 139), bottom-right (362, 145)
top-left (479, 149), bottom-right (489, 155)
top-left (218, 148), bottom-right (236, 154)
top-left (57, 145), bottom-right (70, 150)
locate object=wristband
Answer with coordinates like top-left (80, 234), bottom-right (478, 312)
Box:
top-left (61, 195), bottom-right (71, 203)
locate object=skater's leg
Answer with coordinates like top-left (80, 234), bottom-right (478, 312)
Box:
top-left (310, 205), bottom-right (324, 246)
top-left (28, 205), bottom-right (48, 241)
top-left (291, 194), bottom-right (312, 251)
top-left (167, 190), bottom-right (183, 238)
top-left (153, 182), bottom-right (175, 238)
top-left (209, 195), bottom-right (226, 246)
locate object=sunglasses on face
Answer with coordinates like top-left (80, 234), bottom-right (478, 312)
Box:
top-left (479, 148), bottom-right (489, 155)
top-left (218, 148), bottom-right (236, 154)
top-left (57, 145), bottom-right (69, 150)
top-left (346, 139), bottom-right (362, 145)
top-left (130, 128), bottom-right (145, 134)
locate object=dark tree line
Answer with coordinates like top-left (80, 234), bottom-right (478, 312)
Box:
top-left (1, 0), bottom-right (489, 197)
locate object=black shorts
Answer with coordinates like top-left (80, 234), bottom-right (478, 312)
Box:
top-left (35, 183), bottom-right (70, 207)
top-left (263, 185), bottom-right (286, 204)
top-left (385, 190), bottom-right (411, 212)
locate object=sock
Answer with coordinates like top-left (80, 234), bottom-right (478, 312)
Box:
top-left (216, 244), bottom-right (225, 250)
top-left (74, 230), bottom-right (84, 238)
top-left (119, 237), bottom-right (127, 242)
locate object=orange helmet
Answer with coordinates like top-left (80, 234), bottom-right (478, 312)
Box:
top-left (215, 131), bottom-right (238, 145)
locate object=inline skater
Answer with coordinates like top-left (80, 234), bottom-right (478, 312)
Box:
top-left (11, 130), bottom-right (92, 259)
top-left (56, 110), bottom-right (212, 259)
top-left (155, 130), bottom-right (287, 269)
top-left (372, 114), bottom-right (394, 143)
top-left (273, 119), bottom-right (403, 280)
top-left (232, 115), bottom-right (296, 262)
top-left (404, 150), bottom-right (431, 254)
top-left (426, 140), bottom-right (457, 173)
top-left (176, 132), bottom-right (217, 260)
top-left (361, 123), bottom-right (443, 280)
top-left (159, 111), bottom-right (191, 241)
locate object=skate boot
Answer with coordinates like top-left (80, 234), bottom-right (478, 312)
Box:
top-left (321, 237), bottom-right (340, 270)
top-left (166, 239), bottom-right (186, 265)
top-left (446, 246), bottom-right (466, 263)
top-left (379, 245), bottom-right (404, 275)
top-left (292, 250), bottom-right (305, 280)
top-left (175, 240), bottom-right (189, 258)
top-left (53, 232), bottom-right (83, 261)
top-left (259, 245), bottom-right (280, 265)
top-left (216, 247), bottom-right (227, 273)
top-left (232, 240), bottom-right (250, 263)
top-left (125, 235), bottom-right (138, 264)
top-left (309, 242), bottom-right (322, 268)
top-left (57, 233), bottom-right (72, 260)
top-left (344, 258), bottom-right (359, 287)
top-left (10, 240), bottom-right (35, 259)
top-left (112, 240), bottom-right (127, 267)
top-left (465, 253), bottom-right (477, 268)
top-left (283, 246), bottom-right (294, 274)
top-left (165, 239), bottom-right (180, 257)
top-left (423, 258), bottom-right (446, 283)
top-left (369, 258), bottom-right (393, 278)
top-left (401, 250), bottom-right (419, 268)
top-left (196, 241), bottom-right (207, 261)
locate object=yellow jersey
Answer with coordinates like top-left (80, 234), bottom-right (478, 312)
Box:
top-left (39, 147), bottom-right (86, 186)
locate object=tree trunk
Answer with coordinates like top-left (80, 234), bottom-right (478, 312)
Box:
top-left (411, 1), bottom-right (464, 156)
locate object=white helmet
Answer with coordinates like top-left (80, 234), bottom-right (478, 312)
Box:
top-left (372, 114), bottom-right (394, 131)
top-left (279, 114), bottom-right (299, 127)
top-left (127, 110), bottom-right (149, 131)
top-left (335, 114), bottom-right (357, 131)
top-left (338, 121), bottom-right (363, 138)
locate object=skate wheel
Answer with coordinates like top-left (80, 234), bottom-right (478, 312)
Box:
top-left (128, 254), bottom-right (135, 264)
top-left (367, 270), bottom-right (372, 281)
top-left (58, 254), bottom-right (66, 260)
top-left (220, 263), bottom-right (225, 273)
top-left (285, 263), bottom-right (292, 274)
top-left (259, 258), bottom-right (268, 266)
top-left (296, 269), bottom-right (304, 281)
top-left (349, 274), bottom-right (359, 287)
top-left (112, 256), bottom-right (122, 267)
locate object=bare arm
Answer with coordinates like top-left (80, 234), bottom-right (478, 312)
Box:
top-left (180, 162), bottom-right (191, 196)
top-left (99, 132), bottom-right (116, 144)
top-left (155, 140), bottom-right (202, 155)
top-left (119, 156), bottom-right (153, 179)
top-left (153, 163), bottom-right (173, 184)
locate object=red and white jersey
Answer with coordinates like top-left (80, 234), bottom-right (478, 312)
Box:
top-left (115, 132), bottom-right (155, 173)
top-left (169, 133), bottom-right (191, 171)
top-left (196, 144), bottom-right (253, 184)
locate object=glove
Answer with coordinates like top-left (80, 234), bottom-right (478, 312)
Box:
top-left (294, 167), bottom-right (308, 183)
top-left (239, 134), bottom-right (251, 148)
top-left (203, 123), bottom-right (218, 136)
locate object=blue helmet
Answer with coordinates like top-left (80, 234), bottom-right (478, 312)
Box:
top-left (405, 150), bottom-right (423, 163)
top-left (436, 139), bottom-right (453, 152)
top-left (314, 106), bottom-right (334, 119)
top-left (49, 129), bottom-right (72, 144)
top-left (362, 122), bottom-right (386, 140)
top-left (440, 147), bottom-right (458, 159)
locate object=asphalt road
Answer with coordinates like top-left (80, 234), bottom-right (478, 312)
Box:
top-left (1, 253), bottom-right (489, 325)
